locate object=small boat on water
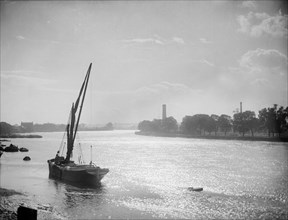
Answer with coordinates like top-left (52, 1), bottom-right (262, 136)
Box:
top-left (188, 187), bottom-right (203, 192)
top-left (47, 63), bottom-right (109, 187)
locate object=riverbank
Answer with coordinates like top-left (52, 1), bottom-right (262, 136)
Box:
top-left (0, 188), bottom-right (21, 220)
top-left (135, 131), bottom-right (288, 142)
top-left (0, 134), bottom-right (42, 138)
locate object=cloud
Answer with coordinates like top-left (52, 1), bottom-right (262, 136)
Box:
top-left (122, 38), bottom-right (164, 46)
top-left (15, 35), bottom-right (74, 45)
top-left (241, 1), bottom-right (257, 10)
top-left (218, 48), bottom-right (287, 106)
top-left (16, 35), bottom-right (25, 40)
top-left (1, 70), bottom-right (57, 88)
top-left (172, 37), bottom-right (185, 44)
top-left (134, 81), bottom-right (198, 97)
top-left (250, 78), bottom-right (269, 87)
top-left (199, 38), bottom-right (212, 44)
top-left (237, 11), bottom-right (288, 38)
top-left (239, 48), bottom-right (288, 71)
top-left (192, 59), bottom-right (215, 67)
top-left (121, 36), bottom-right (185, 47)
top-left (216, 48), bottom-right (287, 109)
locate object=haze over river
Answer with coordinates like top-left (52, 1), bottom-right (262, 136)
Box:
top-left (1, 130), bottom-right (287, 219)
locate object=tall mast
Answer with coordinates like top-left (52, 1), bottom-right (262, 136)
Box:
top-left (73, 63), bottom-right (92, 142)
top-left (65, 63), bottom-right (92, 162)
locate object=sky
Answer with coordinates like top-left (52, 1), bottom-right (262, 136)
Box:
top-left (1, 0), bottom-right (287, 125)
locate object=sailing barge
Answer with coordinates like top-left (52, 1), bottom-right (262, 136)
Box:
top-left (47, 63), bottom-right (109, 186)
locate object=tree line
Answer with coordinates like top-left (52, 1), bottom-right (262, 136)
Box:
top-left (0, 122), bottom-right (114, 134)
top-left (138, 104), bottom-right (288, 137)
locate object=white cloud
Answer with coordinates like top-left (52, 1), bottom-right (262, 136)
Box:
top-left (217, 48), bottom-right (287, 110)
top-left (192, 59), bottom-right (215, 67)
top-left (239, 48), bottom-right (288, 71)
top-left (15, 35), bottom-right (75, 45)
top-left (172, 37), bottom-right (185, 44)
top-left (121, 36), bottom-right (185, 47)
top-left (237, 11), bottom-right (288, 38)
top-left (1, 70), bottom-right (57, 88)
top-left (241, 1), bottom-right (257, 10)
top-left (199, 38), bottom-right (212, 44)
top-left (16, 35), bottom-right (25, 40)
top-left (122, 38), bottom-right (164, 45)
top-left (134, 81), bottom-right (196, 97)
top-left (250, 78), bottom-right (269, 87)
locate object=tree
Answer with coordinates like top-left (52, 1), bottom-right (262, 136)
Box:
top-left (205, 116), bottom-right (217, 135)
top-left (218, 114), bottom-right (232, 136)
top-left (195, 114), bottom-right (210, 135)
top-left (275, 106), bottom-right (288, 136)
top-left (233, 111), bottom-right (257, 136)
top-left (180, 115), bottom-right (196, 134)
top-left (138, 119), bottom-right (163, 133)
top-left (210, 115), bottom-right (219, 135)
top-left (258, 105), bottom-right (287, 137)
top-left (0, 122), bottom-right (14, 134)
top-left (104, 122), bottom-right (113, 130)
top-left (180, 114), bottom-right (213, 135)
top-left (247, 116), bottom-right (259, 137)
top-left (233, 113), bottom-right (246, 136)
top-left (162, 116), bottom-right (178, 133)
top-left (151, 119), bottom-right (162, 132)
top-left (258, 108), bottom-right (269, 133)
top-left (190, 114), bottom-right (209, 135)
top-left (138, 120), bottom-right (153, 132)
top-left (266, 107), bottom-right (277, 137)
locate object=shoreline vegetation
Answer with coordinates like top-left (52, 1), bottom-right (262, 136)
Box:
top-left (0, 134), bottom-right (42, 138)
top-left (0, 121), bottom-right (119, 134)
top-left (137, 104), bottom-right (288, 143)
top-left (135, 131), bottom-right (288, 142)
top-left (0, 121), bottom-right (117, 138)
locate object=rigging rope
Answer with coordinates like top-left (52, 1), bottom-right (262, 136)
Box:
top-left (78, 143), bottom-right (85, 164)
top-left (58, 107), bottom-right (73, 156)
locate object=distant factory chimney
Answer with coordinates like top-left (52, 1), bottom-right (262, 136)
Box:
top-left (162, 104), bottom-right (167, 121)
top-left (240, 102), bottom-right (242, 113)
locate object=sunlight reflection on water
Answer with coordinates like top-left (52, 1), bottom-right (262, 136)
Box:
top-left (1, 131), bottom-right (288, 219)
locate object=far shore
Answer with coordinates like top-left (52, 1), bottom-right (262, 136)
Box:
top-left (135, 131), bottom-right (288, 142)
top-left (0, 134), bottom-right (42, 139)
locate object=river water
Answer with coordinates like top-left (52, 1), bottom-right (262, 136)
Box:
top-left (0, 130), bottom-right (287, 219)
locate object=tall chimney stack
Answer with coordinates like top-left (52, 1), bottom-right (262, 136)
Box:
top-left (162, 104), bottom-right (167, 121)
top-left (240, 102), bottom-right (242, 113)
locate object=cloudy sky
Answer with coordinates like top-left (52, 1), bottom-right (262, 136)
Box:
top-left (1, 0), bottom-right (287, 125)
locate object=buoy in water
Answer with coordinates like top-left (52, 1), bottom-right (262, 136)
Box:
top-left (188, 187), bottom-right (203, 192)
top-left (23, 156), bottom-right (31, 161)
top-left (20, 147), bottom-right (29, 152)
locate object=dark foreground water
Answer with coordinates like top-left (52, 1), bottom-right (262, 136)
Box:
top-left (1, 130), bottom-right (288, 219)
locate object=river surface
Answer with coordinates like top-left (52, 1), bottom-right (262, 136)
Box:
top-left (0, 130), bottom-right (288, 219)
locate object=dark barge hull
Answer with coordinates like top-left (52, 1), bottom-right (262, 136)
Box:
top-left (48, 159), bottom-right (109, 187)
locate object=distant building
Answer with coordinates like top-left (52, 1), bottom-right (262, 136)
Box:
top-left (21, 122), bottom-right (33, 132)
